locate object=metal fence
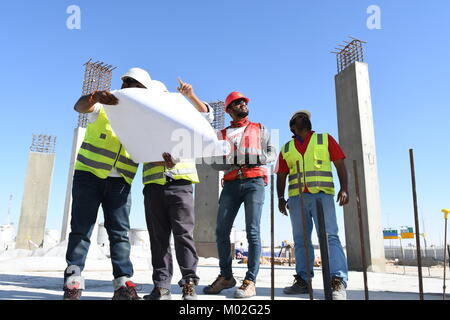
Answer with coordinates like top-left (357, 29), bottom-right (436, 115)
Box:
top-left (385, 247), bottom-right (447, 262)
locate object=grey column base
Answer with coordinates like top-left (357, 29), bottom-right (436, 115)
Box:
top-left (195, 242), bottom-right (218, 258)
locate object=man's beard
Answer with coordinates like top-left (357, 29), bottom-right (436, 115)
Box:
top-left (298, 117), bottom-right (311, 130)
top-left (236, 110), bottom-right (249, 118)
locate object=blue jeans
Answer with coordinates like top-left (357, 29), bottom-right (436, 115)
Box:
top-left (65, 170), bottom-right (133, 280)
top-left (288, 192), bottom-right (348, 284)
top-left (216, 177), bottom-right (265, 283)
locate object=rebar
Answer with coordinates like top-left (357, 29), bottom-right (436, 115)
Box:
top-left (296, 160), bottom-right (314, 300)
top-left (78, 59), bottom-right (115, 128)
top-left (353, 160), bottom-right (369, 300)
top-left (270, 166), bottom-right (275, 300)
top-left (30, 134), bottom-right (57, 154)
top-left (409, 149), bottom-right (424, 300)
top-left (332, 37), bottom-right (367, 73)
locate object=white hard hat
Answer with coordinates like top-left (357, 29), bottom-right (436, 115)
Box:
top-left (121, 67), bottom-right (152, 89)
top-left (289, 110), bottom-right (311, 127)
top-left (150, 80), bottom-right (168, 92)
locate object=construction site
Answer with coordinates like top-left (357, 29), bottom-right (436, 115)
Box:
top-left (1, 1), bottom-right (449, 306)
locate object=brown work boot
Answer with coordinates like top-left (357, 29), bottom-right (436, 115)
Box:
top-left (112, 281), bottom-right (141, 300)
top-left (203, 275), bottom-right (237, 294)
top-left (234, 280), bottom-right (256, 298)
top-left (63, 287), bottom-right (82, 300)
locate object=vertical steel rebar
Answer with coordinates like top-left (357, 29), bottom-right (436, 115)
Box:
top-left (443, 217), bottom-right (447, 300)
top-left (441, 209), bottom-right (449, 300)
top-left (270, 168), bottom-right (275, 300)
top-left (296, 160), bottom-right (314, 300)
top-left (353, 160), bottom-right (369, 300)
top-left (409, 149), bottom-right (424, 300)
top-left (316, 198), bottom-right (332, 300)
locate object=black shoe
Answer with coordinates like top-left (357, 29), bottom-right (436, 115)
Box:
top-left (144, 287), bottom-right (172, 300)
top-left (63, 287), bottom-right (82, 300)
top-left (112, 281), bottom-right (142, 300)
top-left (182, 280), bottom-right (197, 300)
top-left (283, 275), bottom-right (310, 295)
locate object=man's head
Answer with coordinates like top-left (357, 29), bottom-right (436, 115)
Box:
top-left (120, 67), bottom-right (152, 89)
top-left (225, 91), bottom-right (250, 119)
top-left (289, 110), bottom-right (312, 135)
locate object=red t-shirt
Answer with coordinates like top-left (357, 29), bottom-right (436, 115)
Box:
top-left (275, 131), bottom-right (345, 193)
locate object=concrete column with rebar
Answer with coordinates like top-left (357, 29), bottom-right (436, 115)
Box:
top-left (333, 39), bottom-right (385, 272)
top-left (16, 135), bottom-right (56, 249)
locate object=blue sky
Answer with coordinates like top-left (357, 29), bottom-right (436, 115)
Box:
top-left (1, 0), bottom-right (449, 247)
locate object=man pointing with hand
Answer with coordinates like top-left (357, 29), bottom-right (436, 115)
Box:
top-left (142, 77), bottom-right (214, 301)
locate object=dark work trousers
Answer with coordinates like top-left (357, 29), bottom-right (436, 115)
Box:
top-left (143, 180), bottom-right (200, 289)
top-left (65, 170), bottom-right (133, 281)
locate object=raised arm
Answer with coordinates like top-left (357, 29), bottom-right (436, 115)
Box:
top-left (74, 91), bottom-right (118, 113)
top-left (177, 77), bottom-right (208, 113)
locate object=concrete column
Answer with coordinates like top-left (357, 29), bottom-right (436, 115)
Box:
top-left (60, 127), bottom-right (86, 241)
top-left (335, 61), bottom-right (386, 272)
top-left (194, 163), bottom-right (223, 258)
top-left (16, 152), bottom-right (56, 249)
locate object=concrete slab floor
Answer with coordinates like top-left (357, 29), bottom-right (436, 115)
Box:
top-left (0, 263), bottom-right (448, 300)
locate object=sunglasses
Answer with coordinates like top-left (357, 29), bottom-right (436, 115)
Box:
top-left (229, 98), bottom-right (247, 108)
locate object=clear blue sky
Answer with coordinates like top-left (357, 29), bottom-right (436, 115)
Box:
top-left (1, 0), bottom-right (449, 247)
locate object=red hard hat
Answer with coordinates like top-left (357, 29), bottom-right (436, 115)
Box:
top-left (225, 91), bottom-right (250, 111)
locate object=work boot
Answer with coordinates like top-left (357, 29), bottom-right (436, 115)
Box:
top-left (203, 275), bottom-right (237, 294)
top-left (63, 287), bottom-right (82, 300)
top-left (112, 281), bottom-right (142, 300)
top-left (283, 275), bottom-right (310, 294)
top-left (331, 276), bottom-right (347, 300)
top-left (182, 279), bottom-right (198, 300)
top-left (144, 287), bottom-right (172, 300)
top-left (63, 275), bottom-right (84, 300)
top-left (234, 279), bottom-right (256, 298)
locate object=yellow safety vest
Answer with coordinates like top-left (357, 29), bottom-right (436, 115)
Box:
top-left (281, 133), bottom-right (334, 197)
top-left (142, 160), bottom-right (199, 185)
top-left (75, 105), bottom-right (139, 185)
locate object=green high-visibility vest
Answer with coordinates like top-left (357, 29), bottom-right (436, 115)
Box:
top-left (142, 160), bottom-right (199, 185)
top-left (281, 133), bottom-right (334, 197)
top-left (75, 105), bottom-right (139, 185)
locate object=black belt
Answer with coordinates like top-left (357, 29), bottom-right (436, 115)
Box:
top-left (165, 176), bottom-right (192, 185)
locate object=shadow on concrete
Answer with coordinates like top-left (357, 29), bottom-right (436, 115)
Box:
top-left (0, 273), bottom-right (114, 300)
top-left (1, 273), bottom-right (446, 300)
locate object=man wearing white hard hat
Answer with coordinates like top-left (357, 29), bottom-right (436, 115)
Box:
top-left (63, 67), bottom-right (151, 300)
top-left (276, 110), bottom-right (349, 300)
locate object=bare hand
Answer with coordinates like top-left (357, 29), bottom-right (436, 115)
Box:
top-left (176, 77), bottom-right (195, 99)
top-left (93, 91), bottom-right (119, 105)
top-left (162, 152), bottom-right (177, 169)
top-left (337, 189), bottom-right (349, 206)
top-left (278, 198), bottom-right (288, 216)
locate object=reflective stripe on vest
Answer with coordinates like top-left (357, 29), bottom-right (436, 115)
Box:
top-left (75, 105), bottom-right (138, 185)
top-left (281, 133), bottom-right (335, 197)
top-left (142, 161), bottom-right (199, 185)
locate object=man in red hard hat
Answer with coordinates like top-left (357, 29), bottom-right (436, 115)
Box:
top-left (204, 91), bottom-right (277, 298)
